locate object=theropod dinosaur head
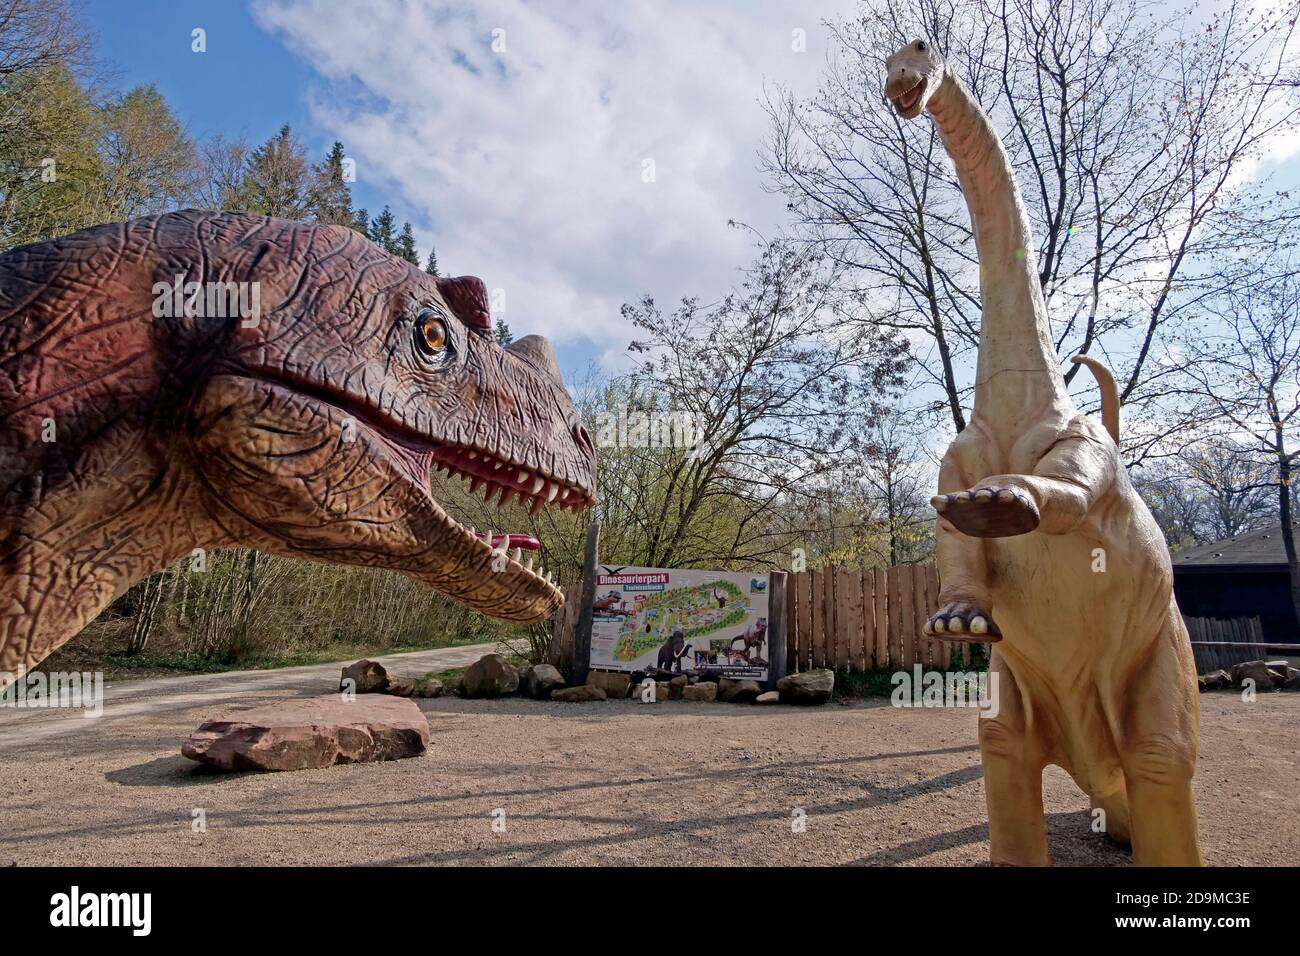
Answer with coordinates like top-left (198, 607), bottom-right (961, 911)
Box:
top-left (885, 39), bottom-right (945, 120)
top-left (0, 211), bottom-right (596, 673)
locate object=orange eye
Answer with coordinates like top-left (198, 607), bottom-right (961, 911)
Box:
top-left (416, 311), bottom-right (448, 356)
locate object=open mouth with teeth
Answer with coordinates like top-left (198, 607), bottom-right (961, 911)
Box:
top-left (429, 443), bottom-right (595, 594)
top-left (890, 78), bottom-right (926, 115)
top-left (232, 365), bottom-right (596, 617)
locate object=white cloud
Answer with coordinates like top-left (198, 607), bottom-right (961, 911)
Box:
top-left (251, 0), bottom-right (854, 365)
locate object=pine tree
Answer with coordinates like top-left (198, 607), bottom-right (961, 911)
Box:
top-left (494, 319), bottom-right (513, 345)
top-left (352, 207), bottom-right (369, 238)
top-left (369, 206), bottom-right (396, 253)
top-left (309, 140), bottom-right (354, 227)
top-left (394, 221), bottom-right (420, 265)
top-left (240, 124), bottom-right (311, 219)
top-left (424, 247), bottom-right (439, 276)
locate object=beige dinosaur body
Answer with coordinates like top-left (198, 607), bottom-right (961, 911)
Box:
top-left (884, 41), bottom-right (1201, 866)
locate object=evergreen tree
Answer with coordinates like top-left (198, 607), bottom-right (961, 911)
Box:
top-left (494, 319), bottom-right (513, 345)
top-left (309, 140), bottom-right (354, 227)
top-left (352, 206), bottom-right (369, 238)
top-left (424, 246), bottom-right (439, 276)
top-left (369, 205), bottom-right (397, 253)
top-left (239, 124), bottom-right (311, 218)
top-left (394, 221), bottom-right (420, 265)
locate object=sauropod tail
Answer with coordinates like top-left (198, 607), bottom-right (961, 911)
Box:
top-left (1070, 354), bottom-right (1119, 443)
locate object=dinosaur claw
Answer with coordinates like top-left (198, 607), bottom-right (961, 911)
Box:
top-left (934, 483), bottom-right (1040, 537)
top-left (927, 602), bottom-right (1001, 643)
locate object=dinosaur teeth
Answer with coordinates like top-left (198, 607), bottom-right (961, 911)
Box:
top-left (501, 487), bottom-right (515, 506)
top-left (530, 476), bottom-right (545, 495)
top-left (529, 496), bottom-right (544, 517)
top-left (468, 452), bottom-right (478, 460)
top-left (545, 482), bottom-right (559, 503)
top-left (470, 477), bottom-right (482, 495)
top-left (524, 555), bottom-right (534, 572)
top-left (511, 547), bottom-right (522, 562)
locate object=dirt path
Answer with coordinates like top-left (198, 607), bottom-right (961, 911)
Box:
top-left (0, 642), bottom-right (502, 748)
top-left (0, 666), bottom-right (1296, 865)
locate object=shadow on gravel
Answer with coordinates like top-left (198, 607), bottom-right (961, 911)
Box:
top-left (105, 754), bottom-right (260, 787)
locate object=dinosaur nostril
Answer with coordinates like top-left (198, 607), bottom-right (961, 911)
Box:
top-left (573, 423), bottom-right (593, 453)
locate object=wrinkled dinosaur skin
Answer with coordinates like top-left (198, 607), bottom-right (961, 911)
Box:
top-left (0, 211), bottom-right (596, 678)
top-left (886, 42), bottom-right (1201, 866)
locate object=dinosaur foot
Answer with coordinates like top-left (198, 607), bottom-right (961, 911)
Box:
top-left (930, 485), bottom-right (1040, 537)
top-left (923, 602), bottom-right (1002, 642)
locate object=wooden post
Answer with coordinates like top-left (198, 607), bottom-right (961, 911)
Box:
top-left (767, 571), bottom-right (788, 690)
top-left (572, 520), bottom-right (600, 686)
top-left (873, 567), bottom-right (888, 670)
top-left (797, 570), bottom-right (813, 672)
top-left (809, 568), bottom-right (824, 669)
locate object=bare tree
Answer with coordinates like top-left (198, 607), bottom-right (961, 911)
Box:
top-left (762, 0), bottom-right (1300, 441)
top-left (595, 235), bottom-right (909, 570)
top-left (1179, 266), bottom-right (1300, 624)
top-left (1133, 440), bottom-right (1276, 547)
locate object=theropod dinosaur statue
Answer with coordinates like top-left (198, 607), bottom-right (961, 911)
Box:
top-left (885, 41), bottom-right (1201, 865)
top-left (1, 211), bottom-right (596, 679)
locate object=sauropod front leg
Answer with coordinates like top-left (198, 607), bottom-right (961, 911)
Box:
top-left (932, 433), bottom-right (1118, 538)
top-left (927, 445), bottom-right (999, 639)
top-left (979, 653), bottom-right (1050, 865)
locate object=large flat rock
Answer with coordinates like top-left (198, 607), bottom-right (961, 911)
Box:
top-left (181, 694), bottom-right (429, 772)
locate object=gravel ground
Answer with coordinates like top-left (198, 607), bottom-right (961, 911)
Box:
top-left (0, 679), bottom-right (1295, 866)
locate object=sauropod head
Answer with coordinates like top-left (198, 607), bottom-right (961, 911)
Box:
top-left (884, 39), bottom-right (945, 120)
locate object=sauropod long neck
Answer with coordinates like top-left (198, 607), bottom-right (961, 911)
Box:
top-left (927, 68), bottom-right (1070, 434)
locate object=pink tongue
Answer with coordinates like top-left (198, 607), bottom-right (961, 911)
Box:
top-left (491, 533), bottom-right (541, 551)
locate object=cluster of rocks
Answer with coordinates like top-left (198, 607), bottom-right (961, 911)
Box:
top-left (340, 658), bottom-right (447, 698)
top-left (1200, 659), bottom-right (1300, 692)
top-left (341, 654), bottom-right (835, 707)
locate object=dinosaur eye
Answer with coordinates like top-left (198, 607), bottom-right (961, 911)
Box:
top-left (917, 40), bottom-right (928, 52)
top-left (415, 309), bottom-right (449, 358)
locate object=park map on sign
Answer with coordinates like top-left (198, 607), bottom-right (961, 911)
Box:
top-left (613, 579), bottom-right (748, 662)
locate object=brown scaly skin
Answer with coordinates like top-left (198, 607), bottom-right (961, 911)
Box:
top-left (885, 42), bottom-right (1201, 866)
top-left (0, 210), bottom-right (596, 678)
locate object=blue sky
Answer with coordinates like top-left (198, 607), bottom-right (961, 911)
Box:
top-left (83, 0), bottom-right (1300, 388)
top-left (84, 0), bottom-right (851, 377)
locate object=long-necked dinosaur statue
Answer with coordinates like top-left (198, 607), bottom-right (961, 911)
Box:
top-left (884, 41), bottom-right (1201, 866)
top-left (1, 211), bottom-right (596, 681)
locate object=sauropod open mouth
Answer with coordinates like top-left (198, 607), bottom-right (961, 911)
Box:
top-left (890, 78), bottom-right (926, 116)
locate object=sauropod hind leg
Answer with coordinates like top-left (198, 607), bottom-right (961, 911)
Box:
top-left (1090, 786), bottom-right (1132, 846)
top-left (978, 653), bottom-right (1050, 865)
top-left (1122, 612), bottom-right (1202, 866)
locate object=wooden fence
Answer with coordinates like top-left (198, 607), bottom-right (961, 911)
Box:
top-left (1184, 616), bottom-right (1271, 672)
top-left (784, 563), bottom-right (961, 672)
